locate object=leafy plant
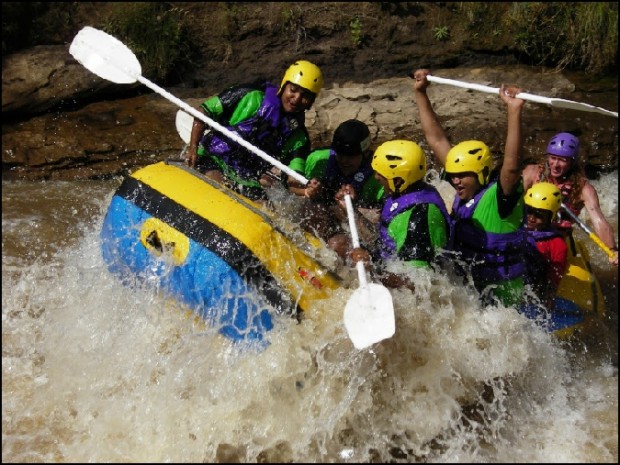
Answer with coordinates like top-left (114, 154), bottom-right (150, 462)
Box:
top-left (104, 2), bottom-right (189, 82)
top-left (433, 25), bottom-right (450, 41)
top-left (506, 2), bottom-right (617, 74)
top-left (280, 5), bottom-right (303, 33)
top-left (350, 17), bottom-right (363, 47)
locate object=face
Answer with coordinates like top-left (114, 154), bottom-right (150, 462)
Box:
top-left (448, 172), bottom-right (480, 201)
top-left (280, 83), bottom-right (315, 113)
top-left (525, 206), bottom-right (552, 231)
top-left (336, 152), bottom-right (363, 176)
top-left (374, 172), bottom-right (392, 193)
top-left (546, 155), bottom-right (573, 179)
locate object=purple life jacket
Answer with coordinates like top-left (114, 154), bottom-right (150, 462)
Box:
top-left (378, 183), bottom-right (450, 259)
top-left (450, 182), bottom-right (527, 283)
top-left (201, 84), bottom-right (304, 180)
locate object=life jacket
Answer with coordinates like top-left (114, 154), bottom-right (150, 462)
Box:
top-left (449, 182), bottom-right (527, 284)
top-left (321, 150), bottom-right (375, 199)
top-left (378, 183), bottom-right (450, 260)
top-left (523, 229), bottom-right (564, 289)
top-left (201, 83), bottom-right (305, 181)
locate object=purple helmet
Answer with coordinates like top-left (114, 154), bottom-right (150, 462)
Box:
top-left (546, 132), bottom-right (579, 159)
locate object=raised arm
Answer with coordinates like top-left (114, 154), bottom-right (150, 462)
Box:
top-left (411, 69), bottom-right (452, 166)
top-left (498, 84), bottom-right (525, 196)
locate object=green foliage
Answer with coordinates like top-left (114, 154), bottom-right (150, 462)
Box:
top-left (433, 25), bottom-right (450, 41)
top-left (506, 2), bottom-right (617, 74)
top-left (350, 17), bottom-right (364, 47)
top-left (2, 2), bottom-right (617, 77)
top-left (103, 2), bottom-right (189, 82)
top-left (2, 2), bottom-right (75, 54)
top-left (460, 2), bottom-right (492, 28)
top-left (280, 5), bottom-right (303, 33)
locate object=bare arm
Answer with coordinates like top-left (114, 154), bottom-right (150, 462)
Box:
top-left (581, 182), bottom-right (618, 264)
top-left (411, 69), bottom-right (452, 166)
top-left (521, 163), bottom-right (540, 192)
top-left (498, 84), bottom-right (525, 196)
top-left (187, 117), bottom-right (207, 168)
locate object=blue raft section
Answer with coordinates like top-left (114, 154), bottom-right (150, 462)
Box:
top-left (101, 195), bottom-right (274, 342)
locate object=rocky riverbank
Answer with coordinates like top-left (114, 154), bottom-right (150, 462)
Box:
top-left (2, 3), bottom-right (617, 181)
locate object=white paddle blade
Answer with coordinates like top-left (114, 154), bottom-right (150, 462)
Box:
top-left (69, 26), bottom-right (140, 84)
top-left (549, 98), bottom-right (618, 118)
top-left (426, 74), bottom-right (617, 118)
top-left (175, 110), bottom-right (194, 144)
top-left (344, 283), bottom-right (395, 350)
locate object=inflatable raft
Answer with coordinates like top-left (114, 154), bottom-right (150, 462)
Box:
top-left (520, 234), bottom-right (606, 338)
top-left (100, 161), bottom-right (605, 342)
top-left (100, 161), bottom-right (342, 342)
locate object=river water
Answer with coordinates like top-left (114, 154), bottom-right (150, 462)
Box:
top-left (2, 163), bottom-right (617, 462)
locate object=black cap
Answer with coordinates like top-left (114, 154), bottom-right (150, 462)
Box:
top-left (332, 119), bottom-right (371, 156)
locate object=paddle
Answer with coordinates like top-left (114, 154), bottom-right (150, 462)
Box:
top-left (343, 194), bottom-right (395, 349)
top-left (416, 74), bottom-right (618, 118)
top-left (69, 26), bottom-right (309, 185)
top-left (175, 109), bottom-right (193, 145)
top-left (560, 203), bottom-right (617, 259)
top-left (173, 109), bottom-right (194, 160)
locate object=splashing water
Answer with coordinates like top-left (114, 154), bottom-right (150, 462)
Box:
top-left (2, 174), bottom-right (617, 463)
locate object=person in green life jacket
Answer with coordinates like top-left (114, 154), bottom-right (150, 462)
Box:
top-left (186, 60), bottom-right (323, 201)
top-left (348, 140), bottom-right (451, 291)
top-left (289, 119), bottom-right (384, 259)
top-left (411, 68), bottom-right (527, 307)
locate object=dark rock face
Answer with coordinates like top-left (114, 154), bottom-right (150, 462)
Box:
top-left (2, 3), bottom-right (618, 181)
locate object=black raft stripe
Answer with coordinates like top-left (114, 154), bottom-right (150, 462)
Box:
top-left (114, 176), bottom-right (297, 314)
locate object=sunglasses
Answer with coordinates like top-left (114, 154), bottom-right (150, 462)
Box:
top-left (525, 207), bottom-right (549, 220)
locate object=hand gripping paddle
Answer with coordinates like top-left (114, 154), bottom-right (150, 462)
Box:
top-left (422, 74), bottom-right (618, 118)
top-left (560, 203), bottom-right (617, 259)
top-left (343, 194), bottom-right (395, 349)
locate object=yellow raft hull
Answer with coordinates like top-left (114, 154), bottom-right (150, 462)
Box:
top-left (101, 161), bottom-right (342, 342)
top-left (553, 234), bottom-right (606, 338)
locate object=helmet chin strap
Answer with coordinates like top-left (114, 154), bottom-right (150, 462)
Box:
top-left (392, 178), bottom-right (405, 195)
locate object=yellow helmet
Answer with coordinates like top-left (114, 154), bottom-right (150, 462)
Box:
top-left (371, 140), bottom-right (426, 193)
top-left (524, 182), bottom-right (562, 220)
top-left (445, 140), bottom-right (493, 185)
top-left (279, 60), bottom-right (323, 96)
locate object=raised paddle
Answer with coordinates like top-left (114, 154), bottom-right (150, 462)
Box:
top-left (414, 73), bottom-right (618, 119)
top-left (343, 194), bottom-right (395, 349)
top-left (69, 26), bottom-right (309, 185)
top-left (560, 203), bottom-right (617, 259)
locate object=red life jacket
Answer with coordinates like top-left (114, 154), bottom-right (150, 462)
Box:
top-left (536, 164), bottom-right (584, 231)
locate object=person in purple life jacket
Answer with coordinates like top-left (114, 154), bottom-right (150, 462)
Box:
top-left (348, 140), bottom-right (450, 291)
top-left (291, 119), bottom-right (385, 259)
top-left (186, 60), bottom-right (323, 201)
top-left (412, 68), bottom-right (527, 307)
